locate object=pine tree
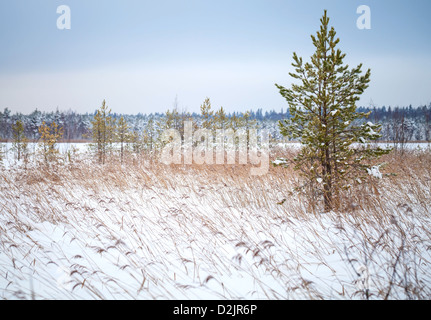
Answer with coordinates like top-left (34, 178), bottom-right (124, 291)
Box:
top-left (200, 97), bottom-right (214, 130)
top-left (38, 121), bottom-right (64, 165)
top-left (155, 115), bottom-right (169, 149)
top-left (144, 116), bottom-right (156, 151)
top-left (214, 107), bottom-right (228, 131)
top-left (130, 130), bottom-right (145, 158)
top-left (228, 113), bottom-right (240, 130)
top-left (165, 108), bottom-right (182, 131)
top-left (1, 108), bottom-right (11, 139)
top-left (12, 120), bottom-right (28, 162)
top-left (240, 110), bottom-right (258, 131)
top-left (29, 109), bottom-right (42, 142)
top-left (165, 107), bottom-right (196, 141)
top-left (91, 100), bottom-right (115, 164)
top-left (275, 10), bottom-right (391, 212)
top-left (116, 116), bottom-right (131, 164)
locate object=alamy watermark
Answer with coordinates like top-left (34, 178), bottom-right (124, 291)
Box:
top-left (160, 121), bottom-right (270, 176)
top-left (55, 5), bottom-right (370, 31)
top-left (57, 5), bottom-right (71, 30)
top-left (357, 5), bottom-right (371, 30)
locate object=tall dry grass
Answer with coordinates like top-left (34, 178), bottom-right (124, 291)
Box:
top-left (0, 147), bottom-right (430, 299)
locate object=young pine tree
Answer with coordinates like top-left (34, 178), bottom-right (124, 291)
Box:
top-left (12, 120), bottom-right (29, 162)
top-left (91, 100), bottom-right (115, 164)
top-left (165, 108), bottom-right (182, 131)
top-left (116, 115), bottom-right (131, 164)
top-left (228, 113), bottom-right (240, 130)
top-left (214, 107), bottom-right (228, 131)
top-left (143, 116), bottom-right (156, 152)
top-left (130, 130), bottom-right (145, 158)
top-left (275, 10), bottom-right (391, 212)
top-left (200, 97), bottom-right (214, 130)
top-left (38, 121), bottom-right (64, 165)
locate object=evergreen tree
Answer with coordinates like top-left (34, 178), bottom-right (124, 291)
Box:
top-left (38, 121), bottom-right (64, 165)
top-left (214, 107), bottom-right (228, 130)
top-left (165, 108), bottom-right (183, 134)
top-left (130, 130), bottom-right (145, 159)
top-left (200, 97), bottom-right (214, 130)
top-left (1, 108), bottom-right (11, 139)
top-left (12, 120), bottom-right (28, 162)
top-left (165, 107), bottom-right (196, 141)
top-left (241, 110), bottom-right (258, 131)
top-left (144, 116), bottom-right (156, 151)
top-left (116, 116), bottom-right (131, 164)
top-left (28, 109), bottom-right (42, 142)
top-left (91, 100), bottom-right (115, 164)
top-left (228, 113), bottom-right (240, 130)
top-left (275, 10), bottom-right (391, 211)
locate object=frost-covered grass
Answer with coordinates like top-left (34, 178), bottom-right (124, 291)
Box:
top-left (0, 145), bottom-right (431, 299)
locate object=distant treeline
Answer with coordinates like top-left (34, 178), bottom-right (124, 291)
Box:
top-left (0, 103), bottom-right (430, 142)
top-left (358, 104), bottom-right (431, 142)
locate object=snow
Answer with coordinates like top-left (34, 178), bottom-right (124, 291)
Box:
top-left (367, 166), bottom-right (382, 179)
top-left (368, 128), bottom-right (377, 135)
top-left (272, 158), bottom-right (288, 166)
top-left (1, 143), bottom-right (431, 300)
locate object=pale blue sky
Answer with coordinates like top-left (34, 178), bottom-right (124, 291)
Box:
top-left (1, 0), bottom-right (430, 114)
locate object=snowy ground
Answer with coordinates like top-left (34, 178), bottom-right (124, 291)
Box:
top-left (1, 144), bottom-right (431, 299)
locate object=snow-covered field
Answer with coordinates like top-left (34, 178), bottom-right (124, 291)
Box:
top-left (1, 144), bottom-right (431, 299)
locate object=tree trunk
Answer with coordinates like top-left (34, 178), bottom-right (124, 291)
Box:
top-left (323, 145), bottom-right (332, 212)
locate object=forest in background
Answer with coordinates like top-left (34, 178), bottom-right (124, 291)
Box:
top-left (0, 103), bottom-right (430, 143)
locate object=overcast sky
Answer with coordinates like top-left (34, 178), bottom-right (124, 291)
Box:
top-left (1, 0), bottom-right (430, 115)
